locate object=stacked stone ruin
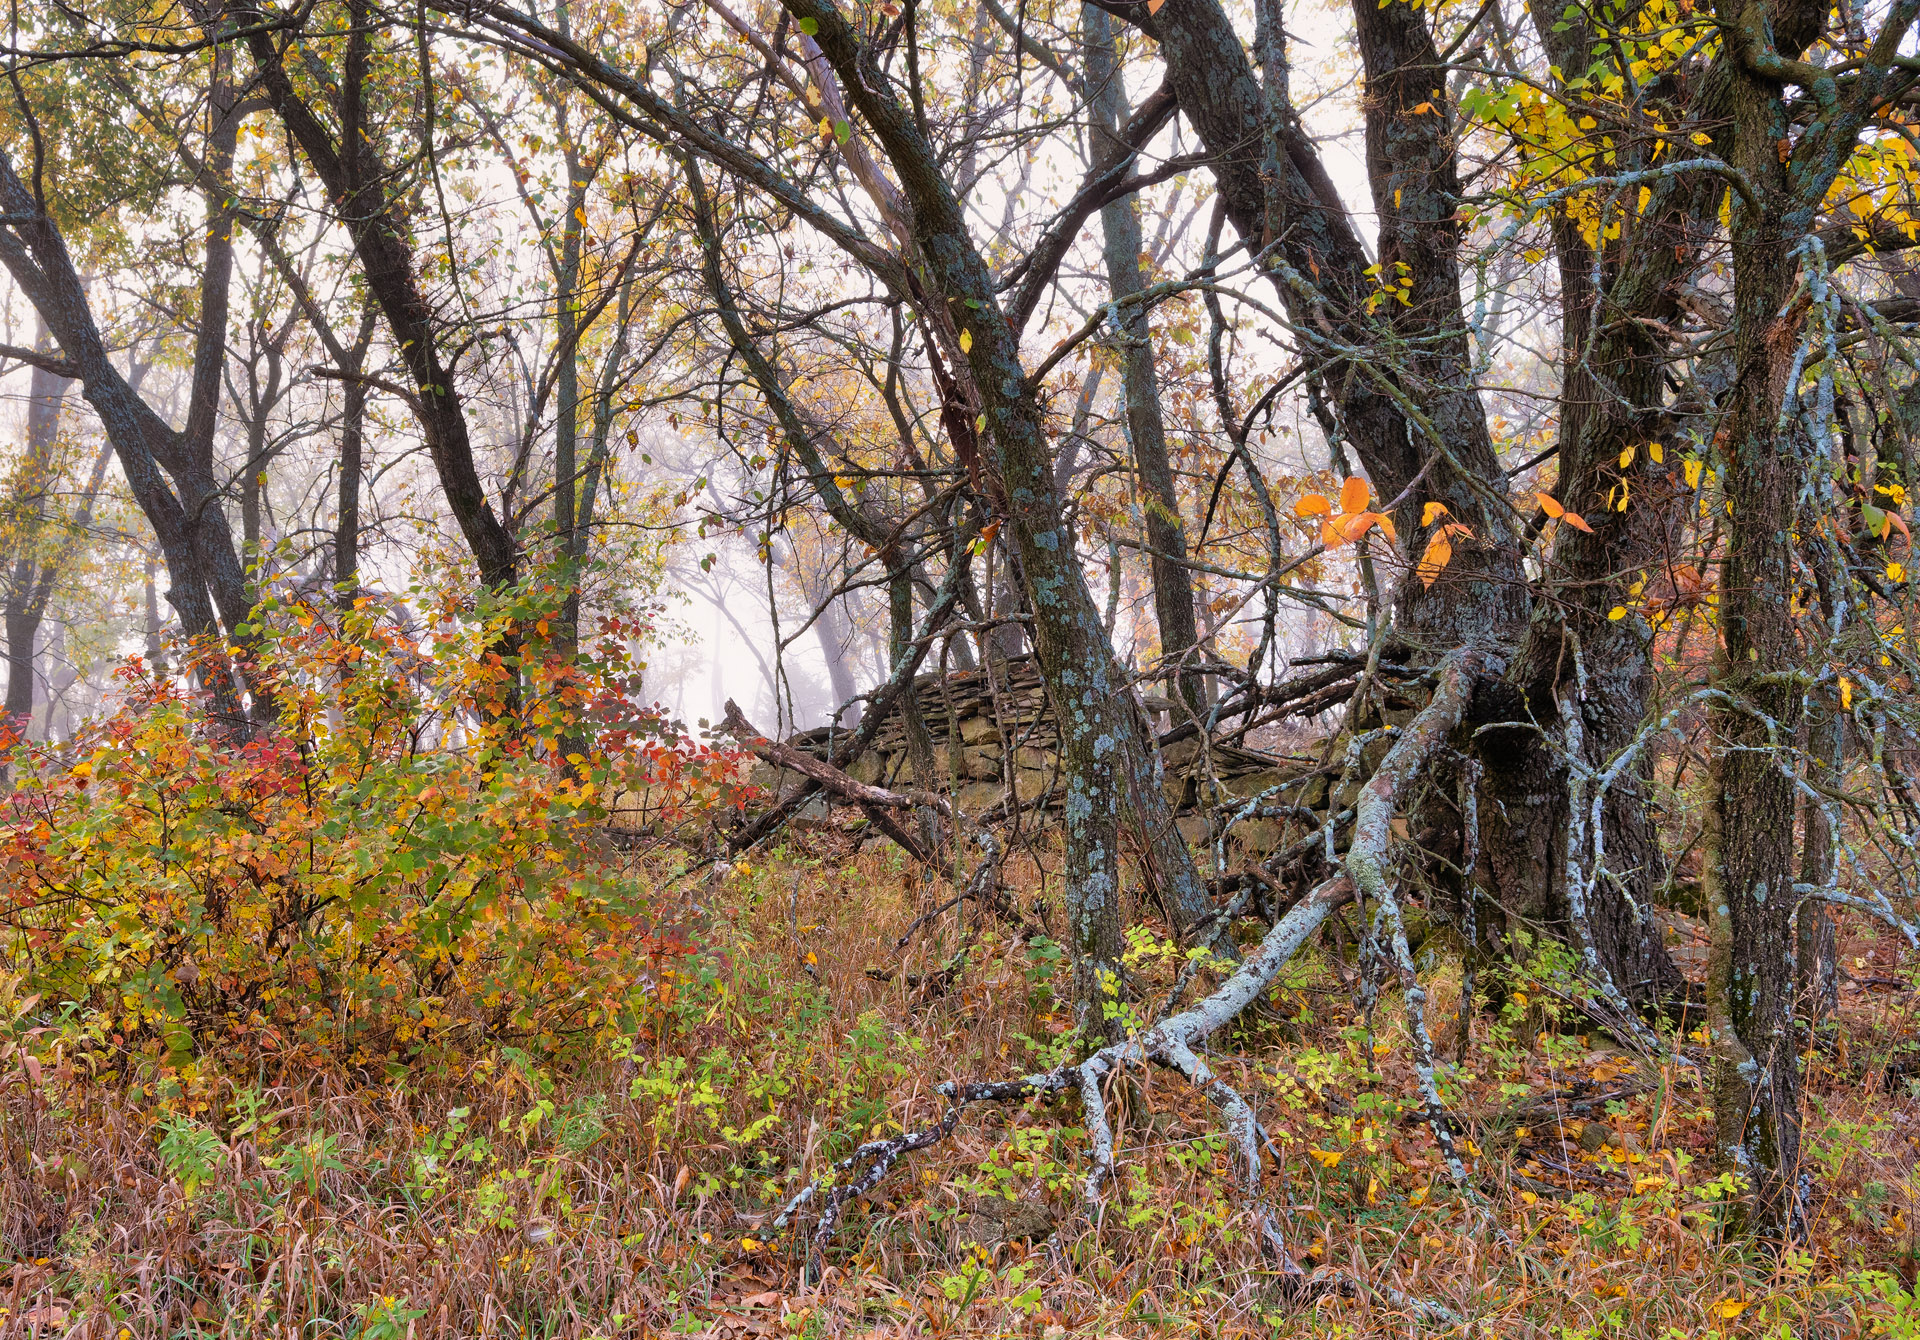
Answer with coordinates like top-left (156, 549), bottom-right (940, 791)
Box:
top-left (747, 655), bottom-right (1316, 839)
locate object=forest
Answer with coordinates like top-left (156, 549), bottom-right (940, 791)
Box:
top-left (1, 0), bottom-right (1919, 1332)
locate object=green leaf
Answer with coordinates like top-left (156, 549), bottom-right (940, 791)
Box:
top-left (797, 16), bottom-right (819, 34)
top-left (833, 119), bottom-right (851, 144)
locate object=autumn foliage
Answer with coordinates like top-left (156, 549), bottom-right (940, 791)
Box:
top-left (0, 589), bottom-right (742, 1078)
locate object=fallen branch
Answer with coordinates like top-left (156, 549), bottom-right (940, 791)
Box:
top-left (774, 651), bottom-right (1483, 1285)
top-left (723, 699), bottom-right (952, 867)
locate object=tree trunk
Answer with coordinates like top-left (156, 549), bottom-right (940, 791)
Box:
top-left (3, 341), bottom-right (70, 733)
top-left (1704, 4), bottom-right (1819, 1235)
top-left (1084, 3), bottom-right (1202, 718)
top-left (335, 308), bottom-right (378, 602)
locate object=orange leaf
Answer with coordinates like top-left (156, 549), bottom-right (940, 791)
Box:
top-left (1337, 512), bottom-right (1390, 544)
top-left (1536, 491), bottom-right (1565, 519)
top-left (1320, 519), bottom-right (1345, 548)
top-left (1374, 512), bottom-right (1397, 543)
top-left (979, 520), bottom-right (1002, 544)
top-left (1340, 476), bottom-right (1372, 514)
top-left (1421, 501), bottom-right (1451, 527)
top-left (1417, 532), bottom-right (1453, 588)
top-left (1561, 510), bottom-right (1595, 533)
top-left (1294, 493), bottom-right (1333, 518)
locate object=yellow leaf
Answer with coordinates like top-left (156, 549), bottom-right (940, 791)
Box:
top-left (959, 329), bottom-right (973, 354)
top-left (1608, 606), bottom-right (1629, 621)
top-left (1294, 492), bottom-right (1332, 518)
top-left (1307, 1148), bottom-right (1344, 1168)
top-left (1619, 445), bottom-right (1635, 469)
top-left (1536, 491), bottom-right (1565, 519)
top-left (1684, 457), bottom-right (1703, 489)
top-left (1340, 475), bottom-right (1372, 514)
top-left (1841, 677), bottom-right (1853, 710)
top-left (1714, 1299), bottom-right (1749, 1320)
top-left (1648, 442), bottom-right (1664, 464)
top-left (1367, 1176), bottom-right (1380, 1205)
top-left (1891, 561), bottom-right (1908, 582)
top-left (1421, 500), bottom-right (1450, 526)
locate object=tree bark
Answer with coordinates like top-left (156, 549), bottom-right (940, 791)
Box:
top-left (1084, 3), bottom-right (1202, 718)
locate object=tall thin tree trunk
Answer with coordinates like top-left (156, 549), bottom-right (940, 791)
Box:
top-left (335, 308), bottom-right (378, 603)
top-left (1083, 3), bottom-right (1202, 718)
top-left (1706, 19), bottom-right (1818, 1232)
top-left (3, 338), bottom-right (69, 733)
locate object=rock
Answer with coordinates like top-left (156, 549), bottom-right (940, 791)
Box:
top-left (1296, 772), bottom-right (1330, 810)
top-left (1162, 737), bottom-right (1202, 769)
top-left (956, 781), bottom-right (1005, 814)
top-left (954, 1197), bottom-right (1057, 1247)
top-left (962, 745), bottom-right (1002, 781)
top-left (1577, 1121), bottom-right (1611, 1154)
top-left (1011, 745), bottom-right (1054, 773)
top-left (846, 753), bottom-right (884, 785)
top-left (1226, 817), bottom-right (1281, 851)
top-left (1012, 767), bottom-right (1055, 804)
top-left (1361, 732), bottom-right (1393, 773)
top-left (959, 716), bottom-right (1000, 745)
top-left (1222, 768), bottom-right (1287, 799)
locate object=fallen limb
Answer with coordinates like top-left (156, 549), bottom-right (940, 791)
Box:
top-left (774, 651), bottom-right (1483, 1283)
top-left (723, 699), bottom-right (953, 867)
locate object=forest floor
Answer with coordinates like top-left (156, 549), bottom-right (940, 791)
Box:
top-left (4, 835), bottom-right (1919, 1339)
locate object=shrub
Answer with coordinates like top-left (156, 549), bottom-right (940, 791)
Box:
top-left (0, 586), bottom-right (742, 1077)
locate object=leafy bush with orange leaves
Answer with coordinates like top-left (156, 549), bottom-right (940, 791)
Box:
top-left (0, 585), bottom-right (743, 1079)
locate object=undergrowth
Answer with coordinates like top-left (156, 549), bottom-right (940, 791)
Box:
top-left (2, 837), bottom-right (1918, 1338)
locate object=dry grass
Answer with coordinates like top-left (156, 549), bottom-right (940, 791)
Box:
top-left (2, 836), bottom-right (1916, 1339)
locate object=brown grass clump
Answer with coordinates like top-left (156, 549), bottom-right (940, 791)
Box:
top-left (1, 837), bottom-right (1916, 1338)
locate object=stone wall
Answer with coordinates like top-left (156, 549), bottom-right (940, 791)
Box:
top-left (746, 655), bottom-right (1312, 821)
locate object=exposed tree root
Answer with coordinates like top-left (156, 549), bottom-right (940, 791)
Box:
top-left (776, 652), bottom-right (1485, 1306)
